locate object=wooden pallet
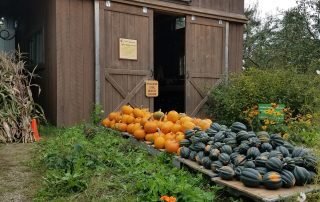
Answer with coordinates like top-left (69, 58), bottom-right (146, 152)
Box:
top-left (212, 177), bottom-right (320, 202)
top-left (120, 131), bottom-right (320, 202)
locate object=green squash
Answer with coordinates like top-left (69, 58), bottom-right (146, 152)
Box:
top-left (240, 168), bottom-right (262, 187)
top-left (263, 172), bottom-right (283, 190)
top-left (269, 150), bottom-right (283, 160)
top-left (193, 142), bottom-right (206, 151)
top-left (276, 146), bottom-right (290, 158)
top-left (303, 155), bottom-right (318, 172)
top-left (292, 148), bottom-right (308, 158)
top-left (202, 156), bottom-right (212, 169)
top-left (234, 154), bottom-right (247, 167)
top-left (214, 131), bottom-right (226, 142)
top-left (179, 139), bottom-right (191, 147)
top-left (219, 153), bottom-right (230, 165)
top-left (256, 167), bottom-right (268, 177)
top-left (246, 147), bottom-right (261, 160)
top-left (195, 151), bottom-right (205, 164)
top-left (283, 141), bottom-right (295, 153)
top-left (283, 157), bottom-right (296, 171)
top-left (270, 134), bottom-right (284, 148)
top-left (223, 138), bottom-right (237, 148)
top-left (260, 143), bottom-right (273, 152)
top-left (281, 170), bottom-right (296, 188)
top-left (218, 166), bottom-right (235, 180)
top-left (231, 122), bottom-right (247, 133)
top-left (204, 145), bottom-right (214, 155)
top-left (238, 142), bottom-right (250, 154)
top-left (266, 157), bottom-right (283, 172)
top-left (244, 160), bottom-right (256, 168)
top-left (185, 129), bottom-right (195, 139)
top-left (255, 155), bottom-right (268, 167)
top-left (180, 147), bottom-right (190, 159)
top-left (209, 149), bottom-right (220, 161)
top-left (293, 166), bottom-right (311, 186)
top-left (220, 145), bottom-right (233, 155)
top-left (210, 123), bottom-right (222, 131)
top-left (257, 131), bottom-right (270, 143)
top-left (235, 166), bottom-right (244, 180)
top-left (189, 150), bottom-right (197, 161)
top-left (211, 160), bottom-right (223, 172)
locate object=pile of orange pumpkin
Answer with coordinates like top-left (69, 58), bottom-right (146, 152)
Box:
top-left (101, 105), bottom-right (212, 154)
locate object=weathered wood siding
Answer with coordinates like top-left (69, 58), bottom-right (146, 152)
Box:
top-left (228, 23), bottom-right (244, 73)
top-left (55, 0), bottom-right (95, 126)
top-left (192, 0), bottom-right (244, 14)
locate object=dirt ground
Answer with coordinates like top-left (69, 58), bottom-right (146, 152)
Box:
top-left (0, 143), bottom-right (38, 202)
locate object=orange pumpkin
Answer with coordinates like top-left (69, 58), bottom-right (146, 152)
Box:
top-left (175, 132), bottom-right (185, 142)
top-left (171, 124), bottom-right (182, 134)
top-left (101, 118), bottom-right (110, 127)
top-left (204, 119), bottom-right (213, 125)
top-left (135, 117), bottom-right (142, 124)
top-left (145, 133), bottom-right (154, 142)
top-left (133, 128), bottom-right (146, 140)
top-left (133, 108), bottom-right (144, 118)
top-left (181, 121), bottom-right (196, 132)
top-left (127, 123), bottom-right (135, 134)
top-left (115, 123), bottom-right (127, 132)
top-left (154, 136), bottom-right (166, 149)
top-left (192, 118), bottom-right (202, 125)
top-left (167, 110), bottom-right (180, 123)
top-left (116, 115), bottom-right (122, 123)
top-left (132, 123), bottom-right (141, 133)
top-left (121, 105), bottom-right (133, 115)
top-left (109, 120), bottom-right (116, 129)
top-left (165, 140), bottom-right (180, 153)
top-left (164, 133), bottom-right (175, 141)
top-left (144, 121), bottom-right (158, 133)
top-left (108, 112), bottom-right (120, 121)
top-left (198, 120), bottom-right (211, 130)
top-left (161, 121), bottom-right (174, 134)
top-left (140, 117), bottom-right (149, 127)
top-left (180, 116), bottom-right (193, 123)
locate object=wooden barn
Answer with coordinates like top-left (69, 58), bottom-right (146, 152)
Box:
top-left (0, 0), bottom-right (246, 126)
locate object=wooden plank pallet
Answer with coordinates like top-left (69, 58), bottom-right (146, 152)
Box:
top-left (212, 177), bottom-right (320, 202)
top-left (120, 132), bottom-right (320, 202)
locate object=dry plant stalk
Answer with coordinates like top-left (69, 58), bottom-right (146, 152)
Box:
top-left (0, 51), bottom-right (44, 143)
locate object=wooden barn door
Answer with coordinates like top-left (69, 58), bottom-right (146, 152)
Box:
top-left (101, 2), bottom-right (153, 113)
top-left (185, 16), bottom-right (225, 117)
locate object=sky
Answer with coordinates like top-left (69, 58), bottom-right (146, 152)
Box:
top-left (245, 0), bottom-right (297, 18)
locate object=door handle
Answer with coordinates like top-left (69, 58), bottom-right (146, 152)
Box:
top-left (186, 71), bottom-right (189, 79)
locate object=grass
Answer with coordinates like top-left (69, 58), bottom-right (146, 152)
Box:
top-left (33, 125), bottom-right (222, 202)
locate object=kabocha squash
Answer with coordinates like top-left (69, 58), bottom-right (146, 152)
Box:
top-left (231, 122), bottom-right (247, 133)
top-left (179, 139), bottom-right (191, 147)
top-left (180, 147), bottom-right (191, 159)
top-left (214, 131), bottom-right (226, 142)
top-left (211, 161), bottom-right (223, 172)
top-left (263, 172), bottom-right (282, 190)
top-left (246, 147), bottom-right (261, 160)
top-left (281, 170), bottom-right (296, 188)
top-left (234, 155), bottom-right (247, 167)
top-left (240, 168), bottom-right (262, 187)
top-left (257, 131), bottom-right (270, 143)
top-left (220, 145), bottom-right (233, 155)
top-left (255, 156), bottom-right (268, 167)
top-left (202, 157), bottom-right (212, 169)
top-left (303, 155), bottom-right (318, 172)
top-left (219, 153), bottom-right (231, 165)
top-left (276, 146), bottom-right (290, 158)
top-left (283, 157), bottom-right (296, 171)
top-left (195, 151), bottom-right (205, 164)
top-left (209, 149), bottom-right (221, 161)
top-left (244, 160), bottom-right (256, 168)
top-left (269, 150), bottom-right (283, 160)
top-left (283, 141), bottom-right (295, 153)
top-left (292, 147), bottom-right (308, 158)
top-left (235, 166), bottom-right (244, 180)
top-left (293, 166), bottom-right (311, 186)
top-left (261, 143), bottom-right (273, 152)
top-left (266, 157), bottom-right (283, 172)
top-left (189, 151), bottom-right (197, 161)
top-left (270, 134), bottom-right (284, 148)
top-left (218, 166), bottom-right (235, 180)
top-left (211, 123), bottom-right (222, 131)
top-left (256, 167), bottom-right (268, 177)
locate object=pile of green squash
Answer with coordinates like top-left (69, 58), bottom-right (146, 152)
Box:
top-left (179, 122), bottom-right (318, 190)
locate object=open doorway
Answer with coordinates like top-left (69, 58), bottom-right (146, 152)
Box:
top-left (154, 12), bottom-right (186, 113)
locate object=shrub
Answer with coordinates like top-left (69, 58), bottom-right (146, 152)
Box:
top-left (207, 68), bottom-right (320, 126)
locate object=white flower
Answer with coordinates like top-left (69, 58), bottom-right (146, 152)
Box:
top-left (316, 70), bottom-right (320, 75)
top-left (297, 192), bottom-right (306, 202)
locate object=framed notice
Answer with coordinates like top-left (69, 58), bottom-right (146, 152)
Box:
top-left (145, 80), bottom-right (159, 97)
top-left (119, 38), bottom-right (138, 60)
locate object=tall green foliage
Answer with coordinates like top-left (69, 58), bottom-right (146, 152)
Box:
top-left (244, 1), bottom-right (320, 73)
top-left (207, 68), bottom-right (320, 125)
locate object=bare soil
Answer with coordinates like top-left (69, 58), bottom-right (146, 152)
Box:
top-left (0, 143), bottom-right (38, 202)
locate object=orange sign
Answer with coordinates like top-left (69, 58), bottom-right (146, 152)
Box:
top-left (145, 80), bottom-right (159, 97)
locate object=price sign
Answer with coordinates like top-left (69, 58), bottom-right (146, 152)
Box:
top-left (145, 80), bottom-right (159, 97)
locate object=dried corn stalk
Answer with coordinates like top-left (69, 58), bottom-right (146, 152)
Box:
top-left (0, 51), bottom-right (44, 143)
